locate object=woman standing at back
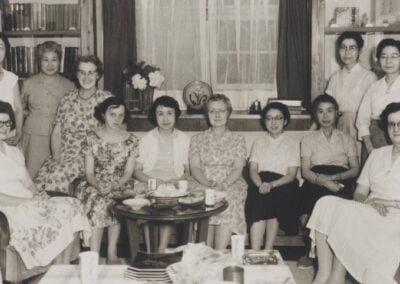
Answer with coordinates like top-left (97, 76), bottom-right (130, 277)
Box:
top-left (21, 41), bottom-right (75, 177)
top-left (0, 33), bottom-right (23, 146)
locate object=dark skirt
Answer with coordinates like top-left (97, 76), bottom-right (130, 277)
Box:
top-left (245, 171), bottom-right (300, 235)
top-left (300, 165), bottom-right (355, 215)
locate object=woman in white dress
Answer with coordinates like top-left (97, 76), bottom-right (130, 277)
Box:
top-left (0, 33), bottom-right (23, 145)
top-left (308, 102), bottom-right (400, 284)
top-left (0, 101), bottom-right (91, 269)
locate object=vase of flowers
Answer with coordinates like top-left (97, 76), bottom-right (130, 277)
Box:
top-left (123, 61), bottom-right (165, 113)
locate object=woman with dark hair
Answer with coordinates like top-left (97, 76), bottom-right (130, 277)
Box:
top-left (0, 32), bottom-right (23, 146)
top-left (75, 96), bottom-right (139, 262)
top-left (189, 94), bottom-right (247, 250)
top-left (21, 41), bottom-right (75, 177)
top-left (298, 94), bottom-right (360, 269)
top-left (0, 101), bottom-right (90, 269)
top-left (134, 95), bottom-right (190, 252)
top-left (308, 102), bottom-right (400, 284)
top-left (325, 32), bottom-right (376, 153)
top-left (357, 38), bottom-right (400, 158)
top-left (34, 55), bottom-right (112, 194)
top-left (246, 102), bottom-right (300, 250)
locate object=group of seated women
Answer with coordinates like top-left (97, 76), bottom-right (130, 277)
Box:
top-left (1, 30), bottom-right (400, 283)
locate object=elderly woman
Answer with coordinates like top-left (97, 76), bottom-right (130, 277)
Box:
top-left (21, 41), bottom-right (75, 177)
top-left (0, 33), bottom-right (23, 146)
top-left (34, 55), bottom-right (112, 193)
top-left (0, 101), bottom-right (90, 269)
top-left (357, 38), bottom-right (400, 158)
top-left (326, 32), bottom-right (376, 155)
top-left (134, 95), bottom-right (190, 253)
top-left (246, 102), bottom-right (300, 251)
top-left (189, 94), bottom-right (247, 250)
top-left (76, 97), bottom-right (139, 263)
top-left (298, 94), bottom-right (360, 268)
top-left (308, 102), bottom-right (400, 284)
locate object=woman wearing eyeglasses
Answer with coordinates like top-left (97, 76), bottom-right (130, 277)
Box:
top-left (297, 94), bottom-right (360, 269)
top-left (21, 41), bottom-right (75, 177)
top-left (189, 94), bottom-right (247, 250)
top-left (34, 55), bottom-right (112, 194)
top-left (357, 38), bottom-right (400, 159)
top-left (308, 102), bottom-right (400, 284)
top-left (246, 102), bottom-right (300, 251)
top-left (325, 32), bottom-right (377, 156)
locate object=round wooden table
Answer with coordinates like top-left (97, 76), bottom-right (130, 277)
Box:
top-left (113, 200), bottom-right (228, 260)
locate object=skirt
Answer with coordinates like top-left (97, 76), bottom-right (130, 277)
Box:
top-left (307, 196), bottom-right (400, 282)
top-left (245, 171), bottom-right (300, 235)
top-left (300, 165), bottom-right (355, 215)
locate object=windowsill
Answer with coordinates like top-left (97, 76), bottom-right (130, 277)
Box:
top-left (127, 110), bottom-right (311, 132)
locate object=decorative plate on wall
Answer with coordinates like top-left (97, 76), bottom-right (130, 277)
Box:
top-left (182, 80), bottom-right (213, 112)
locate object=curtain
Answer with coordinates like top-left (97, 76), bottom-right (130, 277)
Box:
top-left (102, 0), bottom-right (136, 97)
top-left (136, 0), bottom-right (279, 110)
top-left (209, 0), bottom-right (279, 109)
top-left (276, 0), bottom-right (311, 109)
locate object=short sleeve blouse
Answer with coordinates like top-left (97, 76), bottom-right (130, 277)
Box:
top-left (301, 129), bottom-right (357, 168)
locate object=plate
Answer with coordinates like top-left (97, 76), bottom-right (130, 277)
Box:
top-left (182, 80), bottom-right (213, 110)
top-left (178, 195), bottom-right (204, 206)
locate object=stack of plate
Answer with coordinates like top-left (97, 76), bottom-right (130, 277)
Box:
top-left (124, 266), bottom-right (172, 283)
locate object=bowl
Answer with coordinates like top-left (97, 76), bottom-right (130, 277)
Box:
top-left (123, 198), bottom-right (151, 210)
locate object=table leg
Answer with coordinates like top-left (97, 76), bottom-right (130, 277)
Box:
top-left (197, 217), bottom-right (210, 243)
top-left (148, 222), bottom-right (159, 253)
top-left (126, 219), bottom-right (140, 262)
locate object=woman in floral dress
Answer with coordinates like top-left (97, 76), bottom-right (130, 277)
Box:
top-left (75, 97), bottom-right (139, 262)
top-left (0, 101), bottom-right (91, 269)
top-left (34, 55), bottom-right (112, 193)
top-left (189, 94), bottom-right (247, 250)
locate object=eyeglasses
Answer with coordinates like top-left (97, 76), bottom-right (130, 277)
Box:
top-left (388, 122), bottom-right (400, 130)
top-left (266, 116), bottom-right (284, 122)
top-left (339, 45), bottom-right (359, 52)
top-left (379, 54), bottom-right (400, 61)
top-left (77, 70), bottom-right (97, 77)
top-left (208, 110), bottom-right (227, 115)
top-left (0, 120), bottom-right (12, 128)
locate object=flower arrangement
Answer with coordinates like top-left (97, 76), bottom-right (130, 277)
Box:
top-left (124, 61), bottom-right (165, 91)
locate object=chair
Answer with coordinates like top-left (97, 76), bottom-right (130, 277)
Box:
top-left (0, 192), bottom-right (81, 283)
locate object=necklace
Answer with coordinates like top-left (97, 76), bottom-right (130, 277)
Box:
top-left (78, 89), bottom-right (96, 101)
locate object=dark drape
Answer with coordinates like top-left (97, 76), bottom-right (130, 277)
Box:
top-left (276, 0), bottom-right (312, 109)
top-left (102, 0), bottom-right (136, 97)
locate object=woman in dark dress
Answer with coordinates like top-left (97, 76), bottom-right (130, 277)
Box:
top-left (246, 102), bottom-right (300, 250)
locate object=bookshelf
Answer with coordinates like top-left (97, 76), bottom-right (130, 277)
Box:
top-left (311, 0), bottom-right (400, 100)
top-left (0, 0), bottom-right (94, 79)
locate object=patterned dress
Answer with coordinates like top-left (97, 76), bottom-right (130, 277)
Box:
top-left (75, 131), bottom-right (139, 228)
top-left (0, 143), bottom-right (91, 269)
top-left (189, 129), bottom-right (247, 234)
top-left (34, 89), bottom-right (112, 193)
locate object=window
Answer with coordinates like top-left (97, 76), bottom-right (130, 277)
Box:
top-left (136, 0), bottom-right (279, 109)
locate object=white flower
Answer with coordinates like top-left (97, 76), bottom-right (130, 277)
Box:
top-left (148, 71), bottom-right (165, 88)
top-left (131, 74), bottom-right (147, 90)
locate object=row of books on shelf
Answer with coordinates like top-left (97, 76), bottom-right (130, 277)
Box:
top-left (4, 46), bottom-right (79, 78)
top-left (0, 3), bottom-right (80, 32)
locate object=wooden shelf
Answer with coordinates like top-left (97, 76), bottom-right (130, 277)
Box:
top-left (325, 26), bottom-right (400, 34)
top-left (4, 30), bottom-right (81, 37)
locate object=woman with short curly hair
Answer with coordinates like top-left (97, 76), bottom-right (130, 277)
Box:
top-left (34, 55), bottom-right (113, 194)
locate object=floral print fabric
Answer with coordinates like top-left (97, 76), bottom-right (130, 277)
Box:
top-left (1, 196), bottom-right (91, 269)
top-left (34, 89), bottom-right (112, 193)
top-left (189, 129), bottom-right (247, 234)
top-left (75, 131), bottom-right (139, 228)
